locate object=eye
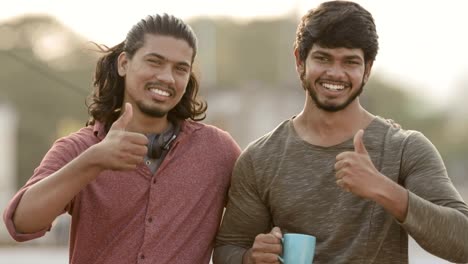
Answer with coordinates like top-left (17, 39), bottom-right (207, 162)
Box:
top-left (346, 60), bottom-right (361, 65)
top-left (148, 59), bottom-right (163, 66)
top-left (345, 60), bottom-right (361, 67)
top-left (313, 55), bottom-right (329, 63)
top-left (175, 66), bottom-right (189, 73)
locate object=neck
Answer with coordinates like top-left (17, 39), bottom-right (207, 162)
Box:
top-left (293, 95), bottom-right (374, 146)
top-left (127, 110), bottom-right (171, 134)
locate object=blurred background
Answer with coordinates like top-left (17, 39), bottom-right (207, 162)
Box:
top-left (0, 0), bottom-right (467, 263)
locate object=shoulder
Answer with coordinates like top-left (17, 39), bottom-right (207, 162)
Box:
top-left (181, 120), bottom-right (241, 157)
top-left (367, 116), bottom-right (421, 146)
top-left (234, 119), bottom-right (291, 167)
top-left (370, 116), bottom-right (439, 159)
top-left (182, 120), bottom-right (237, 143)
top-left (56, 125), bottom-right (98, 144)
top-left (35, 125), bottom-right (99, 174)
top-left (245, 119), bottom-right (291, 154)
top-left (52, 125), bottom-right (100, 155)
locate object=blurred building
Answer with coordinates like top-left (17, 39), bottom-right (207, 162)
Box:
top-left (0, 103), bottom-right (18, 241)
top-left (205, 83), bottom-right (303, 148)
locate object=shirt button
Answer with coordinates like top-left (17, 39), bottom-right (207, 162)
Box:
top-left (146, 160), bottom-right (151, 165)
top-left (152, 178), bottom-right (156, 184)
top-left (148, 217), bottom-right (153, 223)
top-left (140, 254), bottom-right (145, 259)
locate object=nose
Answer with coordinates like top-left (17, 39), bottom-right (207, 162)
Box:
top-left (156, 66), bottom-right (175, 85)
top-left (325, 63), bottom-right (346, 79)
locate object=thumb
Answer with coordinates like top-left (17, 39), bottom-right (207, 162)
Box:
top-left (270, 226), bottom-right (283, 239)
top-left (353, 129), bottom-right (368, 154)
top-left (111, 103), bottom-right (133, 130)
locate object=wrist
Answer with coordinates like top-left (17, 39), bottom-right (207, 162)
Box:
top-left (242, 248), bottom-right (253, 264)
top-left (80, 144), bottom-right (107, 172)
top-left (372, 174), bottom-right (409, 221)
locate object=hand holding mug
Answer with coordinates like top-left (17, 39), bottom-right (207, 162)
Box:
top-left (245, 227), bottom-right (283, 263)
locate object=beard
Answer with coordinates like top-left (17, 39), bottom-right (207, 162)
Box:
top-left (136, 101), bottom-right (168, 118)
top-left (301, 76), bottom-right (365, 112)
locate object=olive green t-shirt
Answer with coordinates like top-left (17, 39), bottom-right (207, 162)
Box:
top-left (214, 116), bottom-right (468, 264)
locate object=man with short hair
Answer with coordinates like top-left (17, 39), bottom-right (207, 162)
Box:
top-left (4, 14), bottom-right (241, 264)
top-left (213, 1), bottom-right (468, 263)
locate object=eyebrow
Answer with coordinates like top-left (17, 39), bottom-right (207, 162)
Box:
top-left (312, 51), bottom-right (363, 61)
top-left (145, 52), bottom-right (191, 68)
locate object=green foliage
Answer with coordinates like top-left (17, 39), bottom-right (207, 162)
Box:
top-left (191, 17), bottom-right (298, 88)
top-left (1, 14), bottom-right (466, 191)
top-left (0, 16), bottom-right (95, 186)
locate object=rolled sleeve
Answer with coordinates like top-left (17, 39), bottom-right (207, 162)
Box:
top-left (3, 187), bottom-right (50, 242)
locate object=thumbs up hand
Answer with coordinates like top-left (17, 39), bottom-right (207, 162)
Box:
top-left (353, 129), bottom-right (368, 155)
top-left (110, 102), bottom-right (134, 131)
top-left (334, 129), bottom-right (386, 199)
top-left (93, 103), bottom-right (149, 171)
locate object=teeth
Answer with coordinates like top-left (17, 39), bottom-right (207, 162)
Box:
top-left (322, 83), bottom-right (345, 91)
top-left (150, 88), bottom-right (170, 97)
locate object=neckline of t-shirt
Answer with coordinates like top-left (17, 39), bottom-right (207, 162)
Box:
top-left (287, 116), bottom-right (385, 150)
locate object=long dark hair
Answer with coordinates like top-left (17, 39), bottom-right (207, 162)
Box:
top-left (86, 14), bottom-right (207, 131)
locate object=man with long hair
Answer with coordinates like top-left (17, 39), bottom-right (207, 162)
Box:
top-left (214, 1), bottom-right (468, 263)
top-left (4, 14), bottom-right (240, 264)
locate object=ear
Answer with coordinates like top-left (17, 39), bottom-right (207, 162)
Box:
top-left (363, 61), bottom-right (373, 83)
top-left (294, 48), bottom-right (304, 74)
top-left (117, 52), bottom-right (128, 77)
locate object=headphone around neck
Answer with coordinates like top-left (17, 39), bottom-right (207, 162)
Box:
top-left (147, 123), bottom-right (181, 159)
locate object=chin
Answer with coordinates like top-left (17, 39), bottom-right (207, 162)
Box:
top-left (138, 103), bottom-right (168, 118)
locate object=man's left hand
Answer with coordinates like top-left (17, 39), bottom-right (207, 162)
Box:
top-left (334, 129), bottom-right (387, 199)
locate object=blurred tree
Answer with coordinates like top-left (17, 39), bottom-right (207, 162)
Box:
top-left (0, 14), bottom-right (465, 195)
top-left (362, 77), bottom-right (467, 185)
top-left (0, 15), bottom-right (96, 186)
top-left (363, 78), bottom-right (449, 153)
top-left (191, 16), bottom-right (298, 89)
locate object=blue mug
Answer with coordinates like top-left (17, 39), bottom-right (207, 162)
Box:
top-left (278, 233), bottom-right (316, 264)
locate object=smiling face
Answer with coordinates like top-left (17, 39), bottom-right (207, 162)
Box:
top-left (297, 44), bottom-right (372, 112)
top-left (117, 34), bottom-right (193, 118)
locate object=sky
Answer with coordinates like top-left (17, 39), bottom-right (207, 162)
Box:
top-left (2, 0), bottom-right (468, 108)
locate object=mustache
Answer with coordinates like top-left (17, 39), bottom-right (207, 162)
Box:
top-left (144, 81), bottom-right (175, 92)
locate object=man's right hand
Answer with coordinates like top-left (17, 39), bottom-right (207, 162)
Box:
top-left (92, 103), bottom-right (148, 171)
top-left (243, 227), bottom-right (283, 264)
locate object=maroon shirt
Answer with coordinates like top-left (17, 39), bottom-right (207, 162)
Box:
top-left (3, 120), bottom-right (241, 264)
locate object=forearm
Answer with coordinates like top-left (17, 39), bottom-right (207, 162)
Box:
top-left (213, 244), bottom-right (248, 264)
top-left (371, 173), bottom-right (468, 262)
top-left (401, 192), bottom-right (468, 262)
top-left (13, 146), bottom-right (104, 233)
top-left (242, 249), bottom-right (253, 264)
top-left (372, 174), bottom-right (409, 222)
